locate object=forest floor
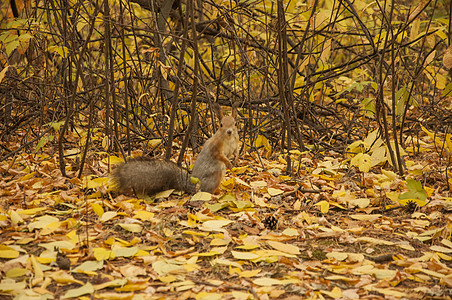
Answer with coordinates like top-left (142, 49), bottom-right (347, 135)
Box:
top-left (1, 134), bottom-right (452, 300)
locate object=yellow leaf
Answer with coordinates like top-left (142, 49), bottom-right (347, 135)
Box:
top-left (112, 246), bottom-right (138, 257)
top-left (148, 139), bottom-right (162, 147)
top-left (256, 135), bottom-right (271, 151)
top-left (93, 247), bottom-right (115, 261)
top-left (210, 237), bottom-right (230, 246)
top-left (326, 252), bottom-right (348, 261)
top-left (356, 237), bottom-right (394, 245)
top-left (9, 210), bottom-right (24, 225)
top-left (50, 270), bottom-right (84, 285)
top-left (0, 279), bottom-right (26, 292)
top-left (250, 180), bottom-right (267, 188)
top-left (102, 155), bottom-right (124, 165)
top-left (74, 260), bottom-right (103, 273)
top-left (28, 215), bottom-right (59, 231)
top-left (437, 252), bottom-right (452, 261)
top-left (63, 282), bottom-right (94, 299)
top-left (96, 292), bottom-right (134, 299)
top-left (232, 200), bottom-right (253, 210)
top-left (91, 203), bottom-right (104, 218)
top-left (101, 136), bottom-right (110, 150)
top-left (0, 245), bottom-right (19, 259)
top-left (0, 66), bottom-right (9, 84)
top-left (350, 152), bottom-right (372, 172)
top-left (282, 228), bottom-right (299, 237)
top-left (118, 223), bottom-right (142, 233)
top-left (238, 269), bottom-right (261, 278)
top-left (20, 171), bottom-right (36, 181)
top-left (35, 256), bottom-right (53, 264)
top-left (234, 177), bottom-right (250, 187)
top-left (320, 39), bottom-right (332, 63)
top-left (159, 275), bottom-right (177, 283)
top-left (155, 189), bottom-right (175, 199)
top-left (410, 18), bottom-right (420, 40)
top-left (314, 200), bottom-right (329, 213)
top-left (100, 211), bottom-right (117, 222)
top-left (321, 286), bottom-right (342, 298)
top-left (350, 214), bottom-right (381, 221)
top-left (368, 287), bottom-right (405, 297)
top-left (196, 246), bottom-right (227, 256)
top-left (371, 146), bottom-right (387, 166)
top-left (236, 236), bottom-right (260, 250)
top-left (231, 291), bottom-right (252, 300)
top-left (252, 277), bottom-right (283, 286)
top-left (152, 260), bottom-right (184, 276)
top-left (212, 258), bottom-right (242, 269)
top-left (163, 228), bottom-right (173, 237)
top-left (286, 0), bottom-right (297, 12)
top-left (133, 211), bottom-right (155, 221)
top-left (440, 274), bottom-right (452, 287)
top-left (6, 268), bottom-right (28, 278)
top-left (191, 192), bottom-right (212, 201)
top-left (420, 124), bottom-right (442, 145)
top-left (231, 251), bottom-right (260, 260)
top-left (195, 292), bottom-right (223, 300)
top-left (41, 221), bottom-right (61, 235)
top-left (397, 243), bottom-right (415, 251)
top-left (441, 239), bottom-right (452, 249)
top-left (16, 207), bottom-right (47, 215)
top-left (347, 140), bottom-right (367, 153)
top-left (399, 198), bottom-right (428, 207)
top-left (268, 187), bottom-right (284, 196)
top-left (183, 230), bottom-right (209, 237)
top-left (221, 177), bottom-right (235, 190)
top-left (425, 186), bottom-right (434, 197)
top-left (200, 219), bottom-right (233, 231)
top-left (83, 176), bottom-right (110, 189)
top-left (430, 245), bottom-right (452, 254)
top-left (253, 249), bottom-right (297, 260)
top-left (446, 133), bottom-right (452, 153)
top-left (382, 169), bottom-right (398, 180)
top-left (325, 275), bottom-right (359, 283)
top-left (38, 240), bottom-right (76, 251)
top-left (94, 279), bottom-right (128, 291)
top-left (231, 166), bottom-right (248, 173)
top-left (424, 50), bottom-right (436, 66)
top-left (348, 198), bottom-right (370, 209)
top-left (266, 240), bottom-right (300, 255)
top-left (30, 255), bottom-right (44, 286)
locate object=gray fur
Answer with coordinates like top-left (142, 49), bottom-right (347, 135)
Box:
top-left (192, 138), bottom-right (226, 193)
top-left (113, 159), bottom-right (196, 195)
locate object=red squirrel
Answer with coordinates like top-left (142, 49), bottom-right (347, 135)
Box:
top-left (192, 108), bottom-right (239, 193)
top-left (113, 106), bottom-right (239, 195)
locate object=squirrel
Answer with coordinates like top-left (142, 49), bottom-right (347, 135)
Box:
top-left (112, 105), bottom-right (239, 196)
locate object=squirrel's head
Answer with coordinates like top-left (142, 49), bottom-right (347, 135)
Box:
top-left (221, 116), bottom-right (236, 136)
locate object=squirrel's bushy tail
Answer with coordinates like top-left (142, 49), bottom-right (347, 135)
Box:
top-left (112, 158), bottom-right (196, 195)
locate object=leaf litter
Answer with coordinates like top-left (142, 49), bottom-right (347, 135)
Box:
top-left (0, 134), bottom-right (452, 300)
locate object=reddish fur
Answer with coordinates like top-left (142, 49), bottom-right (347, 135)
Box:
top-left (192, 107), bottom-right (239, 193)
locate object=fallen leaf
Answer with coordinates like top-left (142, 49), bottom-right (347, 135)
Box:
top-left (267, 240), bottom-right (301, 255)
top-left (62, 282), bottom-right (94, 299)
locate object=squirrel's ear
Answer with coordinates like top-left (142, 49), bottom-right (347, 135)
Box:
top-left (232, 101), bottom-right (239, 118)
top-left (213, 103), bottom-right (224, 121)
